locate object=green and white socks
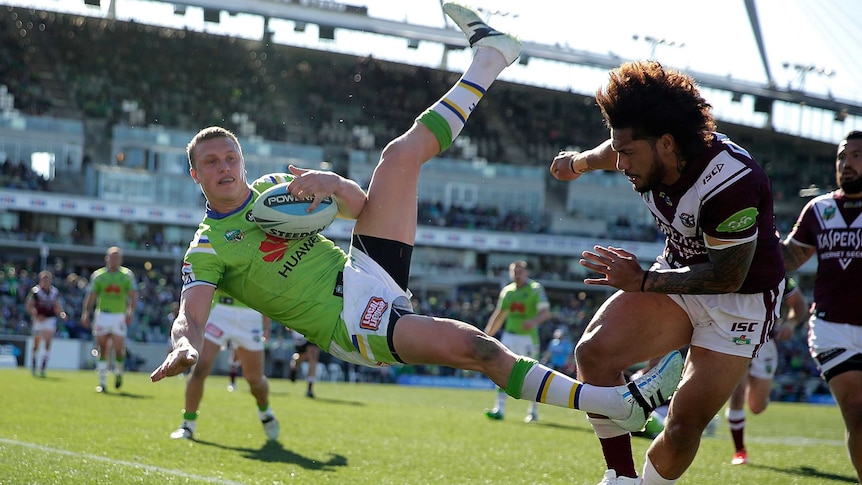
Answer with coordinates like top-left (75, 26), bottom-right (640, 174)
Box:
top-left (417, 46), bottom-right (510, 152)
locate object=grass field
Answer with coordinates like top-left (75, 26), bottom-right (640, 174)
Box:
top-left (1, 368), bottom-right (855, 484)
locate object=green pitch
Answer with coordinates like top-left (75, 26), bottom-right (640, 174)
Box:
top-left (0, 368), bottom-right (854, 484)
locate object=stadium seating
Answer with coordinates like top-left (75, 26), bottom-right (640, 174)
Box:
top-left (0, 6), bottom-right (835, 396)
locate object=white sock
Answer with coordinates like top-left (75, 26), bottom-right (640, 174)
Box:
top-left (422, 47), bottom-right (509, 151)
top-left (515, 361), bottom-right (630, 418)
top-left (97, 360), bottom-right (108, 384)
top-left (726, 407), bottom-right (746, 429)
top-left (258, 406), bottom-right (274, 420)
top-left (642, 454), bottom-right (676, 484)
top-left (495, 391), bottom-right (507, 412)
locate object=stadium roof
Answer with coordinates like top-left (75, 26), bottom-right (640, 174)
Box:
top-left (5, 0), bottom-right (862, 141)
top-left (162, 0), bottom-right (862, 112)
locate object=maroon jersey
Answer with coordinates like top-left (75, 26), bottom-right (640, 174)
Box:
top-left (29, 285), bottom-right (61, 318)
top-left (643, 133), bottom-right (785, 293)
top-left (787, 191), bottom-right (862, 326)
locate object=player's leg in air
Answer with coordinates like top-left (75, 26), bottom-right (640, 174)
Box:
top-left (339, 2), bottom-right (683, 430)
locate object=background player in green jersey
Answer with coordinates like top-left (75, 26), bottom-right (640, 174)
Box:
top-left (82, 246), bottom-right (138, 392)
top-left (151, 3), bottom-right (683, 442)
top-left (484, 260), bottom-right (551, 422)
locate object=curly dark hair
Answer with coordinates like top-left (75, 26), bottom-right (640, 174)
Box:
top-left (596, 60), bottom-right (716, 162)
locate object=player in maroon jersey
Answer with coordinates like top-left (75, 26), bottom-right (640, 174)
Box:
top-left (782, 130), bottom-right (862, 483)
top-left (550, 60), bottom-right (785, 484)
top-left (25, 270), bottom-right (68, 377)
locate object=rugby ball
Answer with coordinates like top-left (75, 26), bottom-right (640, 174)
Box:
top-left (251, 175), bottom-right (337, 240)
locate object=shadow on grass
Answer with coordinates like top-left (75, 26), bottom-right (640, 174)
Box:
top-left (750, 464), bottom-right (857, 483)
top-left (95, 389), bottom-right (152, 399)
top-left (530, 421), bottom-right (594, 433)
top-left (194, 438), bottom-right (347, 471)
top-left (301, 396), bottom-right (365, 406)
top-left (268, 390), bottom-right (365, 407)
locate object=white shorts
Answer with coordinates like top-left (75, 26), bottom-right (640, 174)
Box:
top-left (808, 316), bottom-right (862, 379)
top-left (204, 303), bottom-right (265, 351)
top-left (668, 278), bottom-right (784, 359)
top-left (748, 339), bottom-right (778, 380)
top-left (291, 329), bottom-right (308, 347)
top-left (32, 317), bottom-right (57, 334)
top-left (92, 312), bottom-right (127, 338)
top-left (327, 248), bottom-right (412, 367)
top-left (501, 333), bottom-right (539, 359)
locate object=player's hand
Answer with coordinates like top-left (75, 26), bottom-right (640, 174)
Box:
top-left (287, 164), bottom-right (340, 213)
top-left (580, 245), bottom-right (643, 291)
top-left (550, 150), bottom-right (590, 181)
top-left (150, 344), bottom-right (198, 382)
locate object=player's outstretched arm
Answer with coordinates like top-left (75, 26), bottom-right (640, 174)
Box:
top-left (550, 139), bottom-right (617, 181)
top-left (150, 285), bottom-right (213, 382)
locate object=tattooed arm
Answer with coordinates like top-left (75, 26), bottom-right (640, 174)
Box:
top-left (580, 238), bottom-right (756, 294)
top-left (642, 240), bottom-right (756, 294)
top-left (781, 239), bottom-right (816, 272)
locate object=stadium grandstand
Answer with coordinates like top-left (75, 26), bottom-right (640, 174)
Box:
top-left (0, 0), bottom-right (851, 398)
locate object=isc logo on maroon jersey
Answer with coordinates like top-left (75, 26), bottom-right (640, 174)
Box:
top-left (360, 297), bottom-right (388, 331)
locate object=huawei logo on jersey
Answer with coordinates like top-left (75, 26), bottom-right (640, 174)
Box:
top-left (259, 234), bottom-right (289, 262)
top-left (360, 297), bottom-right (388, 331)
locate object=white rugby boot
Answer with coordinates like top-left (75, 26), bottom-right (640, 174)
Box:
top-left (261, 413), bottom-right (280, 441)
top-left (612, 350), bottom-right (683, 432)
top-left (597, 469), bottom-right (642, 484)
top-left (442, 2), bottom-right (521, 66)
top-left (170, 422), bottom-right (194, 440)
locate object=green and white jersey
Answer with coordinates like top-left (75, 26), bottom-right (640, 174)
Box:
top-left (181, 181), bottom-right (348, 350)
top-left (88, 266), bottom-right (138, 313)
top-left (498, 279), bottom-right (549, 341)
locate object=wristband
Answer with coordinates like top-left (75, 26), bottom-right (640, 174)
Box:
top-left (640, 271), bottom-right (649, 292)
top-left (569, 157), bottom-right (592, 174)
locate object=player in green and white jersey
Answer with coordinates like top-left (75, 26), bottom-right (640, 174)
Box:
top-left (484, 260), bottom-right (551, 422)
top-left (151, 3), bottom-right (683, 440)
top-left (82, 246), bottom-right (138, 392)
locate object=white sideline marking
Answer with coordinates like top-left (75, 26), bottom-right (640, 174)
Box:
top-left (0, 438), bottom-right (244, 484)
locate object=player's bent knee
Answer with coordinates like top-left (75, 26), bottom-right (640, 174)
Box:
top-left (749, 402), bottom-right (768, 415)
top-left (662, 418), bottom-right (704, 449)
top-left (473, 334), bottom-right (505, 363)
top-left (245, 374), bottom-right (267, 387)
top-left (575, 339), bottom-right (606, 370)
